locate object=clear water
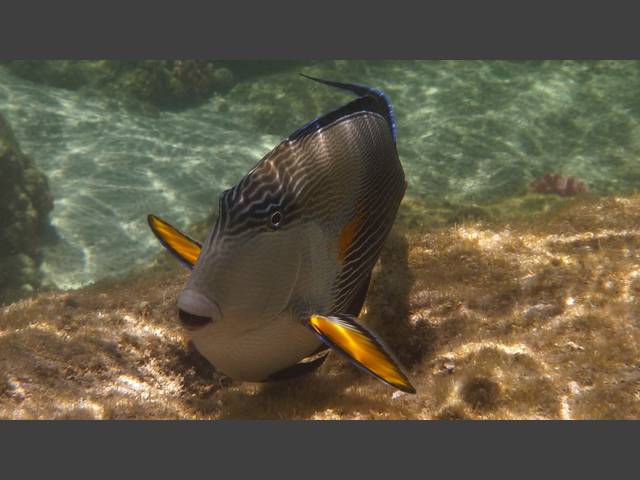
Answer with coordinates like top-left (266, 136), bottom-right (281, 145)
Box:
top-left (1, 60), bottom-right (640, 290)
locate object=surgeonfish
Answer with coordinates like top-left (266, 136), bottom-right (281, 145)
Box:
top-left (148, 74), bottom-right (415, 393)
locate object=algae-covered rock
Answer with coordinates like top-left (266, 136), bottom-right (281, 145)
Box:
top-left (108, 60), bottom-right (235, 110)
top-left (0, 113), bottom-right (54, 305)
top-left (396, 192), bottom-right (576, 230)
top-left (2, 60), bottom-right (93, 89)
top-left (2, 193), bottom-right (640, 419)
top-left (2, 60), bottom-right (240, 111)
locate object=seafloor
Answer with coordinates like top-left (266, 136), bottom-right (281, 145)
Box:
top-left (2, 194), bottom-right (639, 419)
top-left (1, 60), bottom-right (640, 419)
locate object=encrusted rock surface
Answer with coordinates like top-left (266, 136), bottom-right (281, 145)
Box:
top-left (0, 113), bottom-right (54, 305)
top-left (2, 194), bottom-right (640, 419)
top-left (2, 61), bottom-right (247, 110)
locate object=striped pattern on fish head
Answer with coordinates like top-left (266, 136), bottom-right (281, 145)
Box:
top-left (178, 143), bottom-right (311, 333)
top-left (178, 107), bottom-right (405, 334)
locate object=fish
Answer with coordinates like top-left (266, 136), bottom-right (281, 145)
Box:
top-left (148, 74), bottom-right (416, 393)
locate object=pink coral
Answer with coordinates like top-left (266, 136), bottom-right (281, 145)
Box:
top-left (529, 173), bottom-right (588, 197)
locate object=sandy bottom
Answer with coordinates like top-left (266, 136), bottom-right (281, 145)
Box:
top-left (2, 194), bottom-right (640, 419)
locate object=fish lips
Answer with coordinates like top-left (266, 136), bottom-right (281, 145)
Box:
top-left (177, 290), bottom-right (222, 330)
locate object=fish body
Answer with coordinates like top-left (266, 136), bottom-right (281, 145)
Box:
top-left (149, 75), bottom-right (415, 393)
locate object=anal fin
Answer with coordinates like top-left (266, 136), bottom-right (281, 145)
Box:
top-left (265, 351), bottom-right (329, 382)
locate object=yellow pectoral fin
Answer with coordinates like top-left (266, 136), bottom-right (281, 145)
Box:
top-left (147, 214), bottom-right (202, 268)
top-left (308, 314), bottom-right (416, 394)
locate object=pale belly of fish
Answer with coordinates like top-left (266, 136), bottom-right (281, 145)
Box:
top-left (190, 315), bottom-right (323, 381)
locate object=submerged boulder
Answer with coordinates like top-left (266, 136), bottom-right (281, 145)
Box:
top-left (103, 60), bottom-right (236, 110)
top-left (1, 60), bottom-right (92, 89)
top-left (0, 113), bottom-right (54, 305)
top-left (2, 60), bottom-right (239, 111)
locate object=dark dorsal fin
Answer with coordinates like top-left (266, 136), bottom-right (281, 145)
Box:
top-left (289, 74), bottom-right (397, 143)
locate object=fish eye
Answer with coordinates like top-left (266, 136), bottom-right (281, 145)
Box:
top-left (269, 210), bottom-right (283, 229)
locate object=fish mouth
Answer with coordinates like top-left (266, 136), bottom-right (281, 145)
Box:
top-left (177, 289), bottom-right (222, 330)
top-left (178, 309), bottom-right (215, 330)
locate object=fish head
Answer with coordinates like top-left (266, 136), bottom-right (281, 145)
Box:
top-left (177, 153), bottom-right (306, 329)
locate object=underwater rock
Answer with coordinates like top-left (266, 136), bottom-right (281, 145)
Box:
top-left (216, 60), bottom-right (310, 81)
top-left (2, 193), bottom-right (640, 419)
top-left (396, 192), bottom-right (574, 230)
top-left (0, 113), bottom-right (54, 305)
top-left (1, 60), bottom-right (92, 89)
top-left (2, 60), bottom-right (238, 111)
top-left (529, 173), bottom-right (588, 197)
top-left (112, 60), bottom-right (235, 110)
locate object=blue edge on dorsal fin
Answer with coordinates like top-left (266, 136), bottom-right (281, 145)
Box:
top-left (288, 73), bottom-right (397, 144)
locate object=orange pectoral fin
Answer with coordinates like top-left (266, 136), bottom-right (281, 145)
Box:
top-left (307, 314), bottom-right (416, 394)
top-left (147, 214), bottom-right (202, 268)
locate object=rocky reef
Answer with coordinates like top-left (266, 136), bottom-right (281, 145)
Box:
top-left (2, 60), bottom-right (238, 110)
top-left (0, 113), bottom-right (54, 305)
top-left (2, 193), bottom-right (640, 419)
top-left (1, 61), bottom-right (310, 112)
